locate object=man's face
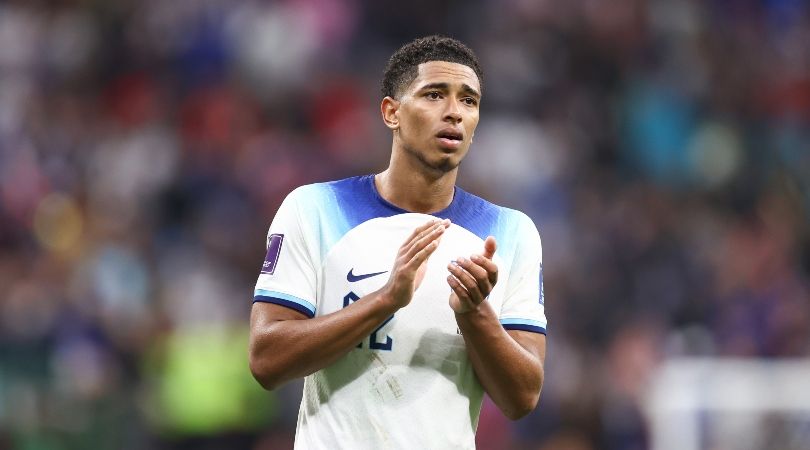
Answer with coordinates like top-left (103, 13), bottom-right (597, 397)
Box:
top-left (392, 61), bottom-right (481, 174)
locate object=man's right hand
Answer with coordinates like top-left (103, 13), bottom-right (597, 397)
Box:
top-left (379, 218), bottom-right (450, 309)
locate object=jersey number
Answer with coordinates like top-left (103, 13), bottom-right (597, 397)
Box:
top-left (343, 291), bottom-right (393, 350)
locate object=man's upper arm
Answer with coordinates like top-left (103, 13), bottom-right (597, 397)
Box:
top-left (498, 212), bottom-right (548, 336)
top-left (250, 302), bottom-right (309, 337)
top-left (507, 330), bottom-right (546, 363)
top-left (253, 187), bottom-right (319, 318)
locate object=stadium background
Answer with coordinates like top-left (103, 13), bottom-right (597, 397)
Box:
top-left (0, 0), bottom-right (808, 449)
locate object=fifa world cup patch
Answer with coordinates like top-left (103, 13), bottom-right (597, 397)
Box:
top-left (261, 234), bottom-right (284, 275)
top-left (539, 262), bottom-right (544, 305)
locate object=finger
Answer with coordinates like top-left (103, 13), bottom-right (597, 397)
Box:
top-left (402, 220), bottom-right (446, 255)
top-left (401, 219), bottom-right (439, 250)
top-left (455, 256), bottom-right (488, 280)
top-left (447, 275), bottom-right (476, 307)
top-left (455, 256), bottom-right (493, 295)
top-left (404, 223), bottom-right (445, 260)
top-left (447, 261), bottom-right (485, 304)
top-left (401, 226), bottom-right (442, 260)
top-left (407, 236), bottom-right (441, 270)
top-left (470, 254), bottom-right (498, 285)
top-left (482, 236), bottom-right (497, 260)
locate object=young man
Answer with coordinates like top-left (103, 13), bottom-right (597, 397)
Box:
top-left (250, 35), bottom-right (547, 449)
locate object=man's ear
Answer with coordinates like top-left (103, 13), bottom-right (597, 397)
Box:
top-left (381, 96), bottom-right (400, 131)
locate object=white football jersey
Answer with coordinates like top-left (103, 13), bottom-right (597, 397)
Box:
top-left (254, 175), bottom-right (547, 449)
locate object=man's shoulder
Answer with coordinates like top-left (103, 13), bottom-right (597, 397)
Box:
top-left (447, 187), bottom-right (538, 249)
top-left (287, 175), bottom-right (371, 204)
top-left (313, 174), bottom-right (371, 190)
top-left (454, 186), bottom-right (533, 226)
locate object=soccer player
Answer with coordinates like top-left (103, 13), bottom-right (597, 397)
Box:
top-left (249, 35), bottom-right (547, 449)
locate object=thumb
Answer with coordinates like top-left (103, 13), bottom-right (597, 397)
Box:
top-left (482, 236), bottom-right (497, 260)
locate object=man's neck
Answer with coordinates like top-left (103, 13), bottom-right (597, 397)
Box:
top-left (374, 159), bottom-right (457, 214)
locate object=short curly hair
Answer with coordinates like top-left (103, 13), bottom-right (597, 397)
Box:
top-left (381, 35), bottom-right (483, 99)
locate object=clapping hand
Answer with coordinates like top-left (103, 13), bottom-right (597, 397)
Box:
top-left (447, 236), bottom-right (498, 314)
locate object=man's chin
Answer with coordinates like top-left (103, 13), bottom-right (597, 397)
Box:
top-left (431, 145), bottom-right (466, 172)
top-left (405, 145), bottom-right (463, 174)
top-left (434, 157), bottom-right (459, 173)
top-left (423, 152), bottom-right (460, 173)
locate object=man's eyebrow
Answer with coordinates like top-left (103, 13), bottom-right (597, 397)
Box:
top-left (417, 82), bottom-right (481, 98)
top-left (418, 82), bottom-right (450, 92)
top-left (461, 84), bottom-right (481, 98)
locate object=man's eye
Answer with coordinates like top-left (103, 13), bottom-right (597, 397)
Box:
top-left (426, 92), bottom-right (441, 99)
top-left (463, 98), bottom-right (478, 106)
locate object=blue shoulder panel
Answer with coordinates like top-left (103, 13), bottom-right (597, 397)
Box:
top-left (294, 175), bottom-right (401, 260)
top-left (440, 187), bottom-right (528, 264)
top-left (437, 187), bottom-right (500, 241)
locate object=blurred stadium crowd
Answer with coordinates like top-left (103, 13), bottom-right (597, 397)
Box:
top-left (0, 0), bottom-right (808, 449)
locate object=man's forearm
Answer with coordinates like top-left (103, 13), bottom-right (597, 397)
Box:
top-left (456, 301), bottom-right (545, 420)
top-left (249, 290), bottom-right (398, 389)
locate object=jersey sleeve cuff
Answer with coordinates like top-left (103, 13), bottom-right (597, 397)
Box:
top-left (500, 318), bottom-right (547, 335)
top-left (254, 289), bottom-right (316, 318)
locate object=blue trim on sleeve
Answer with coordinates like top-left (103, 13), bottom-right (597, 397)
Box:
top-left (500, 318), bottom-right (547, 335)
top-left (253, 289), bottom-right (316, 317)
top-left (254, 296), bottom-right (315, 318)
top-left (502, 323), bottom-right (547, 335)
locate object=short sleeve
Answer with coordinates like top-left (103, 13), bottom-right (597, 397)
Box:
top-left (253, 188), bottom-right (318, 317)
top-left (499, 214), bottom-right (547, 334)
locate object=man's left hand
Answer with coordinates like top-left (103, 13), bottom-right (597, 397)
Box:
top-left (447, 236), bottom-right (498, 314)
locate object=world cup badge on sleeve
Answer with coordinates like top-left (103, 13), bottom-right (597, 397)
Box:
top-left (539, 262), bottom-right (544, 305)
top-left (261, 234), bottom-right (284, 275)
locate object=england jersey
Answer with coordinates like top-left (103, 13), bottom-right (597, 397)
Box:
top-left (254, 175), bottom-right (547, 449)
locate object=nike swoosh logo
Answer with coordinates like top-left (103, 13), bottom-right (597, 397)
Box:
top-left (347, 268), bottom-right (388, 282)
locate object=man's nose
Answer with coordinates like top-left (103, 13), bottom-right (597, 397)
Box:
top-left (443, 100), bottom-right (462, 123)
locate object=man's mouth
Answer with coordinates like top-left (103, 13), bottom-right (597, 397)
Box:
top-left (436, 129), bottom-right (464, 150)
top-left (436, 129), bottom-right (463, 141)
